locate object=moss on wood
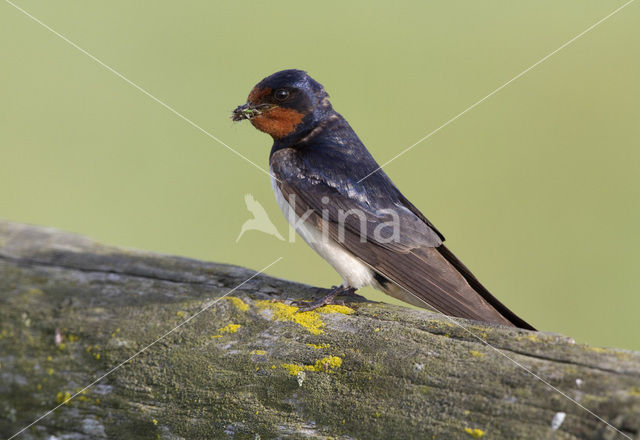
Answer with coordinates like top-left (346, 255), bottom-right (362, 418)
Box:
top-left (0, 221), bottom-right (638, 439)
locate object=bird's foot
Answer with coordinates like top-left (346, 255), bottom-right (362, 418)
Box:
top-left (295, 285), bottom-right (357, 312)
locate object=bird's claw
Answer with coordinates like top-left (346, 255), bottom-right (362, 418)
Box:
top-left (295, 297), bottom-right (346, 312)
top-left (292, 286), bottom-right (356, 312)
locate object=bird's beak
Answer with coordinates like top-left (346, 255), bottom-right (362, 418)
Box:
top-left (231, 103), bottom-right (274, 122)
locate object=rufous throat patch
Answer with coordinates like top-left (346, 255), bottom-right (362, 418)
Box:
top-left (251, 107), bottom-right (305, 139)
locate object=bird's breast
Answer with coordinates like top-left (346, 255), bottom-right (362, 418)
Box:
top-left (269, 169), bottom-right (376, 289)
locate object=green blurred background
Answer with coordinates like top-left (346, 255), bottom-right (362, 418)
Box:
top-left (1, 1), bottom-right (638, 350)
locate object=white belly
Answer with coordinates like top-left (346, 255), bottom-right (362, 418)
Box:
top-left (271, 173), bottom-right (376, 289)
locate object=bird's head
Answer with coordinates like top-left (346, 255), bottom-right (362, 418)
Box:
top-left (232, 69), bottom-right (333, 141)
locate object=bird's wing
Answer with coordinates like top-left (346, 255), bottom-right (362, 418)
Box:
top-left (271, 148), bottom-right (533, 328)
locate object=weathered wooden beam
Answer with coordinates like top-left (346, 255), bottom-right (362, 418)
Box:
top-left (0, 220), bottom-right (638, 439)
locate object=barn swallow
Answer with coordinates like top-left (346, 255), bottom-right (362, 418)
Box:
top-left (232, 69), bottom-right (534, 330)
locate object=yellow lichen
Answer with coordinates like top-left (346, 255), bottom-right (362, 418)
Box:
top-left (257, 300), bottom-right (325, 335)
top-left (176, 311), bottom-right (185, 318)
top-left (280, 356), bottom-right (343, 375)
top-left (67, 334), bottom-right (79, 342)
top-left (152, 418), bottom-right (158, 425)
top-left (311, 356), bottom-right (342, 371)
top-left (469, 350), bottom-right (485, 358)
top-left (46, 355), bottom-right (52, 361)
top-left (306, 343), bottom-right (330, 349)
top-left (281, 363), bottom-right (306, 375)
top-left (565, 366), bottom-right (579, 375)
top-left (316, 304), bottom-right (354, 315)
top-left (251, 350), bottom-right (267, 355)
top-left (464, 428), bottom-right (485, 438)
top-left (374, 328), bottom-right (380, 332)
top-left (210, 335), bottom-right (222, 339)
top-left (517, 334), bottom-right (541, 343)
top-left (629, 387), bottom-right (640, 396)
top-left (217, 324), bottom-right (241, 334)
top-left (46, 368), bottom-right (54, 375)
top-left (36, 384), bottom-right (42, 391)
top-left (224, 296), bottom-right (250, 312)
top-left (56, 391), bottom-right (72, 405)
top-left (587, 346), bottom-right (608, 353)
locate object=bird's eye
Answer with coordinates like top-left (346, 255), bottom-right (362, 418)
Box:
top-left (274, 89), bottom-right (290, 101)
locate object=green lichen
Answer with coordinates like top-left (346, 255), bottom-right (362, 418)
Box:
top-left (26, 288), bottom-right (44, 296)
top-left (516, 334), bottom-right (549, 343)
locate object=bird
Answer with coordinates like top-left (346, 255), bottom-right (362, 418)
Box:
top-left (236, 193), bottom-right (284, 242)
top-left (232, 69), bottom-right (534, 330)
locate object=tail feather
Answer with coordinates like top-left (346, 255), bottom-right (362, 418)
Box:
top-left (436, 245), bottom-right (535, 330)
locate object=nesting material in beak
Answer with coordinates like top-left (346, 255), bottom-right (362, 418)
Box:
top-left (231, 103), bottom-right (274, 122)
